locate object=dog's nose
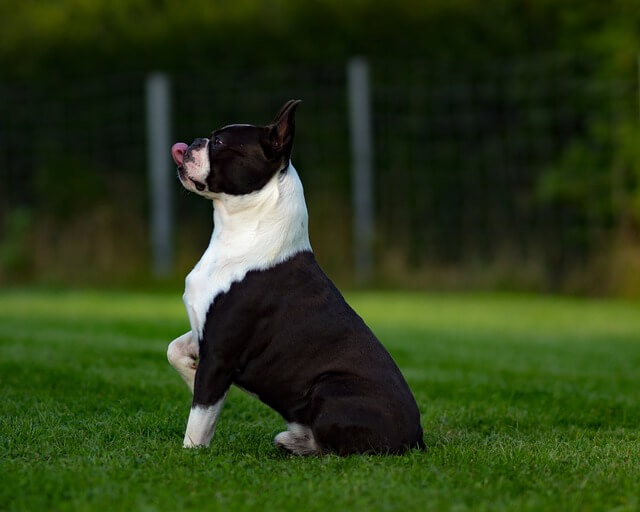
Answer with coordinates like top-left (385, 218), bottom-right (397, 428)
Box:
top-left (190, 138), bottom-right (208, 150)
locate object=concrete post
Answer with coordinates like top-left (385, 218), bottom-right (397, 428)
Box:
top-left (145, 73), bottom-right (173, 278)
top-left (347, 57), bottom-right (375, 285)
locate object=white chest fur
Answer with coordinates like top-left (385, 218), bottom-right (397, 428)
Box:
top-left (183, 164), bottom-right (311, 340)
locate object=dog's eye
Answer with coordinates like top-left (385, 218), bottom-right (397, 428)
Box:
top-left (214, 137), bottom-right (224, 146)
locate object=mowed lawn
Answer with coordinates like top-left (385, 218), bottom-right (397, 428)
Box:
top-left (1, 290), bottom-right (639, 511)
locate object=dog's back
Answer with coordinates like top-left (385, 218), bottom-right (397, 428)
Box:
top-left (201, 250), bottom-right (424, 455)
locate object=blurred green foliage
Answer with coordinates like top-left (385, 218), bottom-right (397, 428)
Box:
top-left (34, 152), bottom-right (106, 219)
top-left (1, 0), bottom-right (639, 292)
top-left (0, 0), bottom-right (637, 76)
top-left (0, 208), bottom-right (34, 279)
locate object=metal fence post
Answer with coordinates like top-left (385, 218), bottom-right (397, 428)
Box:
top-left (145, 72), bottom-right (173, 278)
top-left (638, 53), bottom-right (640, 122)
top-left (347, 57), bottom-right (375, 285)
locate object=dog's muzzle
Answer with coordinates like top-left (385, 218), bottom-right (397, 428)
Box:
top-left (171, 141), bottom-right (208, 191)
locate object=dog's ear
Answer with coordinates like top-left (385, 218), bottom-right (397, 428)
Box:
top-left (267, 99), bottom-right (301, 160)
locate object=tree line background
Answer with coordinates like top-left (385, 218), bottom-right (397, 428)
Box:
top-left (1, 0), bottom-right (639, 295)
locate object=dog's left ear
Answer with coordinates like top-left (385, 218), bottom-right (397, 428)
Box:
top-left (267, 99), bottom-right (301, 161)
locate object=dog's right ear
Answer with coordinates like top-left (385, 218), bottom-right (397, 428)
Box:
top-left (266, 99), bottom-right (301, 161)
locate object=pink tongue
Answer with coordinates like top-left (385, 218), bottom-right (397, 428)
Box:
top-left (171, 142), bottom-right (188, 166)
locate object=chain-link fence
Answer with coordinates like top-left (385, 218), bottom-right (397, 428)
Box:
top-left (0, 56), bottom-right (636, 290)
top-left (373, 57), bottom-right (635, 290)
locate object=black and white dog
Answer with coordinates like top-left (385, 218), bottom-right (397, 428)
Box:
top-left (167, 100), bottom-right (424, 455)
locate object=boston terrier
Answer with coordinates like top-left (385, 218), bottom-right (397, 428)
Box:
top-left (167, 100), bottom-right (424, 455)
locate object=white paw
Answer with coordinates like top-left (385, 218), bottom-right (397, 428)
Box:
top-left (183, 436), bottom-right (205, 449)
top-left (274, 431), bottom-right (293, 448)
top-left (181, 355), bottom-right (198, 370)
top-left (274, 429), bottom-right (320, 455)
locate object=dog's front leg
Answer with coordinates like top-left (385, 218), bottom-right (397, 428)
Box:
top-left (167, 331), bottom-right (199, 393)
top-left (183, 355), bottom-right (232, 448)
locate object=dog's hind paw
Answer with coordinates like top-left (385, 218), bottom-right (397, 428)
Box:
top-left (274, 423), bottom-right (320, 456)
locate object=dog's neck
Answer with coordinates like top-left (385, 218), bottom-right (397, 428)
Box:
top-left (184, 163), bottom-right (311, 338)
top-left (209, 162), bottom-right (311, 263)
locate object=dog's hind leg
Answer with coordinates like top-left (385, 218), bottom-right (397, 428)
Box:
top-left (274, 423), bottom-right (321, 456)
top-left (167, 331), bottom-right (199, 393)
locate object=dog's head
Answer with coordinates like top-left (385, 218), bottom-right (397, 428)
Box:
top-left (171, 100), bottom-right (301, 198)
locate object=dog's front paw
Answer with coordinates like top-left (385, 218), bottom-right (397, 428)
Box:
top-left (183, 356), bottom-right (198, 370)
top-left (183, 437), bottom-right (201, 449)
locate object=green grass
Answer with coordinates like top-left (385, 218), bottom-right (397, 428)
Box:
top-left (1, 290), bottom-right (639, 511)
